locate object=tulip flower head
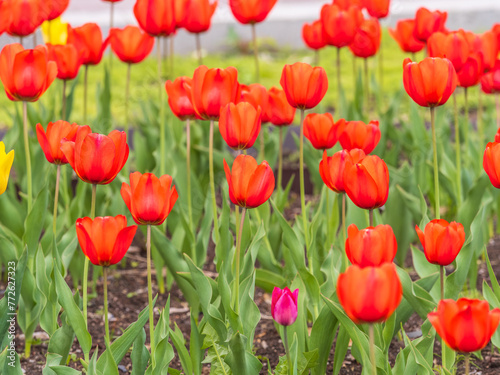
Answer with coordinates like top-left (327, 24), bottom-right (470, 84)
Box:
top-left (46, 43), bottom-right (83, 81)
top-left (428, 299), bottom-right (500, 353)
top-left (319, 148), bottom-right (366, 193)
top-left (41, 0), bottom-right (70, 21)
top-left (219, 102), bottom-right (262, 150)
top-left (76, 215), bottom-right (138, 267)
top-left (303, 113), bottom-right (343, 150)
top-left (481, 65), bottom-right (500, 94)
top-left (364, 0), bottom-right (390, 19)
top-left (413, 7), bottom-right (447, 43)
top-left (60, 126), bottom-right (129, 185)
top-left (320, 4), bottom-right (363, 48)
top-left (349, 18), bottom-right (381, 58)
top-left (229, 0), bottom-right (278, 25)
top-left (483, 142), bottom-right (500, 188)
top-left (427, 30), bottom-right (469, 73)
top-left (109, 26), bottom-right (155, 64)
top-left (133, 0), bottom-right (176, 37)
top-left (339, 120), bottom-right (381, 154)
top-left (337, 263), bottom-right (402, 324)
top-left (343, 154), bottom-right (389, 209)
top-left (457, 54), bottom-right (484, 88)
top-left (41, 17), bottom-right (68, 45)
top-left (121, 172), bottom-right (178, 226)
top-left (36, 121), bottom-right (79, 164)
top-left (5, 0), bottom-right (45, 37)
top-left (266, 87), bottom-right (296, 126)
top-left (389, 19), bottom-right (425, 53)
top-left (0, 142), bottom-right (14, 196)
top-left (0, 43), bottom-right (57, 102)
top-left (239, 83), bottom-right (269, 121)
top-left (302, 20), bottom-right (327, 51)
top-left (403, 57), bottom-right (457, 107)
top-left (465, 31), bottom-right (498, 73)
top-left (165, 76), bottom-right (197, 121)
top-left (224, 154), bottom-right (275, 209)
top-left (415, 219), bottom-right (465, 266)
top-left (280, 62), bottom-right (328, 110)
top-left (67, 23), bottom-right (109, 66)
top-left (182, 0), bottom-right (218, 34)
top-left (271, 287), bottom-right (298, 326)
top-left (345, 224), bottom-right (397, 267)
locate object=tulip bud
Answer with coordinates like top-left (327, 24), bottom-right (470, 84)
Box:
top-left (271, 287), bottom-right (299, 326)
top-left (219, 102), bottom-right (262, 150)
top-left (413, 7), bottom-right (447, 43)
top-left (0, 141), bottom-right (14, 196)
top-left (302, 20), bottom-right (327, 51)
top-left (345, 224), bottom-right (397, 267)
top-left (389, 19), bottom-right (425, 53)
top-left (484, 142), bottom-right (500, 187)
top-left (36, 121), bottom-right (80, 165)
top-left (339, 120), bottom-right (381, 154)
top-left (304, 113), bottom-right (343, 150)
top-left (319, 149), bottom-right (366, 194)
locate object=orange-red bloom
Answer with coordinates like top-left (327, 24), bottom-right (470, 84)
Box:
top-left (415, 219), bottom-right (465, 266)
top-left (165, 76), bottom-right (197, 121)
top-left (413, 7), bottom-right (447, 43)
top-left (266, 87), bottom-right (296, 126)
top-left (320, 149), bottom-right (366, 193)
top-left (465, 31), bottom-right (498, 73)
top-left (403, 57), bottom-right (457, 107)
top-left (219, 102), bottom-right (261, 150)
top-left (320, 4), bottom-right (363, 48)
top-left (280, 62), bottom-right (328, 110)
top-left (133, 0), bottom-right (176, 37)
top-left (183, 0), bottom-right (217, 34)
top-left (344, 154), bottom-right (389, 209)
top-left (0, 44), bottom-right (57, 102)
top-left (349, 18), bottom-right (381, 58)
top-left (427, 30), bottom-right (469, 73)
top-left (121, 172), bottom-right (178, 226)
top-left (67, 23), bottom-right (109, 66)
top-left (428, 299), bottom-right (500, 353)
top-left (224, 154), bottom-right (275, 209)
top-left (76, 215), bottom-right (137, 267)
top-left (42, 0), bottom-right (70, 21)
top-left (36, 121), bottom-right (79, 164)
top-left (60, 126), bottom-right (129, 185)
top-left (109, 26), bottom-right (155, 64)
top-left (229, 0), bottom-right (278, 25)
top-left (364, 0), bottom-right (390, 19)
top-left (389, 19), bottom-right (425, 53)
top-left (337, 263), bottom-right (402, 324)
top-left (484, 142), bottom-right (500, 188)
top-left (190, 65), bottom-right (239, 121)
top-left (457, 54), bottom-right (483, 88)
top-left (302, 20), bottom-right (327, 50)
top-left (240, 83), bottom-right (269, 122)
top-left (481, 64), bottom-right (500, 94)
top-left (5, 0), bottom-right (45, 37)
top-left (46, 43), bottom-right (83, 80)
top-left (303, 113), bottom-right (342, 150)
top-left (345, 224), bottom-right (397, 267)
top-left (339, 120), bottom-right (381, 154)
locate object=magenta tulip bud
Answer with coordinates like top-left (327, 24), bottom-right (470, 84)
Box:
top-left (271, 287), bottom-right (299, 326)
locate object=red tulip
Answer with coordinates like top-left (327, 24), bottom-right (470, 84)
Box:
top-left (493, 24), bottom-right (500, 52)
top-left (389, 19), bottom-right (425, 53)
top-left (76, 215), bottom-right (137, 267)
top-left (457, 54), bottom-right (483, 88)
top-left (465, 31), bottom-right (498, 73)
top-left (224, 154), bottom-right (275, 209)
top-left (339, 120), bottom-right (381, 154)
top-left (364, 0), bottom-right (390, 19)
top-left (271, 287), bottom-right (298, 326)
top-left (428, 299), bottom-right (500, 353)
top-left (344, 154), bottom-right (389, 209)
top-left (280, 62), bottom-right (328, 110)
top-left (337, 263), bottom-right (402, 324)
top-left (174, 0), bottom-right (189, 28)
top-left (320, 4), bottom-right (363, 48)
top-left (266, 87), bottom-right (296, 126)
top-left (403, 57), bottom-right (458, 107)
top-left (427, 30), bottom-right (469, 73)
top-left (0, 1), bottom-right (9, 36)
top-left (415, 219), bottom-right (465, 266)
top-left (46, 43), bottom-right (83, 80)
top-left (219, 102), bottom-right (261, 150)
top-left (0, 43), bottom-right (57, 102)
top-left (302, 20), bottom-right (327, 51)
top-left (60, 126), bottom-right (129, 185)
top-left (183, 0), bottom-right (217, 34)
top-left (67, 23), bottom-right (109, 66)
top-left (495, 129), bottom-right (500, 143)
top-left (5, 0), bottom-right (45, 37)
top-left (484, 142), bottom-right (500, 188)
top-left (319, 149), bottom-right (366, 193)
top-left (165, 76), bottom-right (197, 121)
top-left (349, 18), bottom-right (381, 58)
top-left (413, 7), bottom-right (447, 43)
top-left (240, 83), bottom-right (269, 122)
top-left (303, 113), bottom-right (343, 150)
top-left (481, 63), bottom-right (500, 94)
top-left (190, 65), bottom-right (239, 121)
top-left (109, 26), bottom-right (155, 64)
top-left (229, 0), bottom-right (278, 25)
top-left (334, 0), bottom-right (363, 10)
top-left (36, 121), bottom-right (79, 164)
top-left (345, 224), bottom-right (397, 267)
top-left (133, 0), bottom-right (176, 37)
top-left (121, 172), bottom-right (178, 226)
top-left (41, 0), bottom-right (70, 21)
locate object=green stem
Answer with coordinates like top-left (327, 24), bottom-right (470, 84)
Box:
top-left (369, 324), bottom-right (376, 375)
top-left (259, 126), bottom-right (265, 162)
top-left (160, 81), bottom-right (166, 176)
top-left (453, 93), bottom-right (462, 206)
top-left (22, 101), bottom-right (32, 212)
top-left (234, 208), bottom-right (246, 315)
top-left (278, 127), bottom-right (283, 190)
top-left (337, 47), bottom-right (341, 111)
top-left (195, 33), bottom-right (203, 66)
top-left (284, 326), bottom-right (292, 375)
top-left (83, 65), bottom-right (88, 123)
top-left (186, 119), bottom-right (194, 262)
top-left (299, 109), bottom-right (310, 268)
top-left (103, 267), bottom-right (110, 348)
top-left (234, 205), bottom-right (240, 258)
top-left (125, 63), bottom-right (131, 175)
top-left (62, 80), bottom-right (67, 121)
top-left (146, 225), bottom-right (155, 360)
top-left (169, 35), bottom-right (174, 78)
top-left (440, 264), bottom-right (447, 373)
top-left (430, 107), bottom-right (440, 219)
top-left (465, 353), bottom-right (470, 375)
top-left (157, 36), bottom-right (162, 83)
top-left (325, 187), bottom-right (330, 249)
top-left (209, 120), bottom-right (220, 244)
top-left (364, 58), bottom-right (369, 116)
top-left (213, 343), bottom-right (228, 375)
top-left (440, 265), bottom-right (444, 300)
top-left (251, 23), bottom-right (260, 83)
top-left (342, 192), bottom-right (347, 271)
top-left (478, 88), bottom-right (483, 145)
top-left (369, 209), bottom-right (374, 227)
top-left (52, 165), bottom-right (61, 236)
top-left (314, 49), bottom-right (319, 67)
top-left (353, 55), bottom-right (356, 92)
top-left (496, 93), bottom-right (500, 129)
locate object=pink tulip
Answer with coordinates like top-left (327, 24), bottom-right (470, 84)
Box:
top-left (271, 287), bottom-right (299, 326)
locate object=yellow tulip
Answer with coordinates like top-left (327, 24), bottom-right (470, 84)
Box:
top-left (0, 141), bottom-right (14, 196)
top-left (41, 17), bottom-right (68, 45)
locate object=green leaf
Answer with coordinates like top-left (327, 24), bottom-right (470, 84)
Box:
top-left (225, 332), bottom-right (262, 375)
top-left (310, 301), bottom-right (338, 375)
top-left (23, 186), bottom-right (48, 260)
top-left (131, 329), bottom-right (149, 375)
top-left (47, 312), bottom-right (75, 365)
top-left (170, 323), bottom-right (193, 375)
